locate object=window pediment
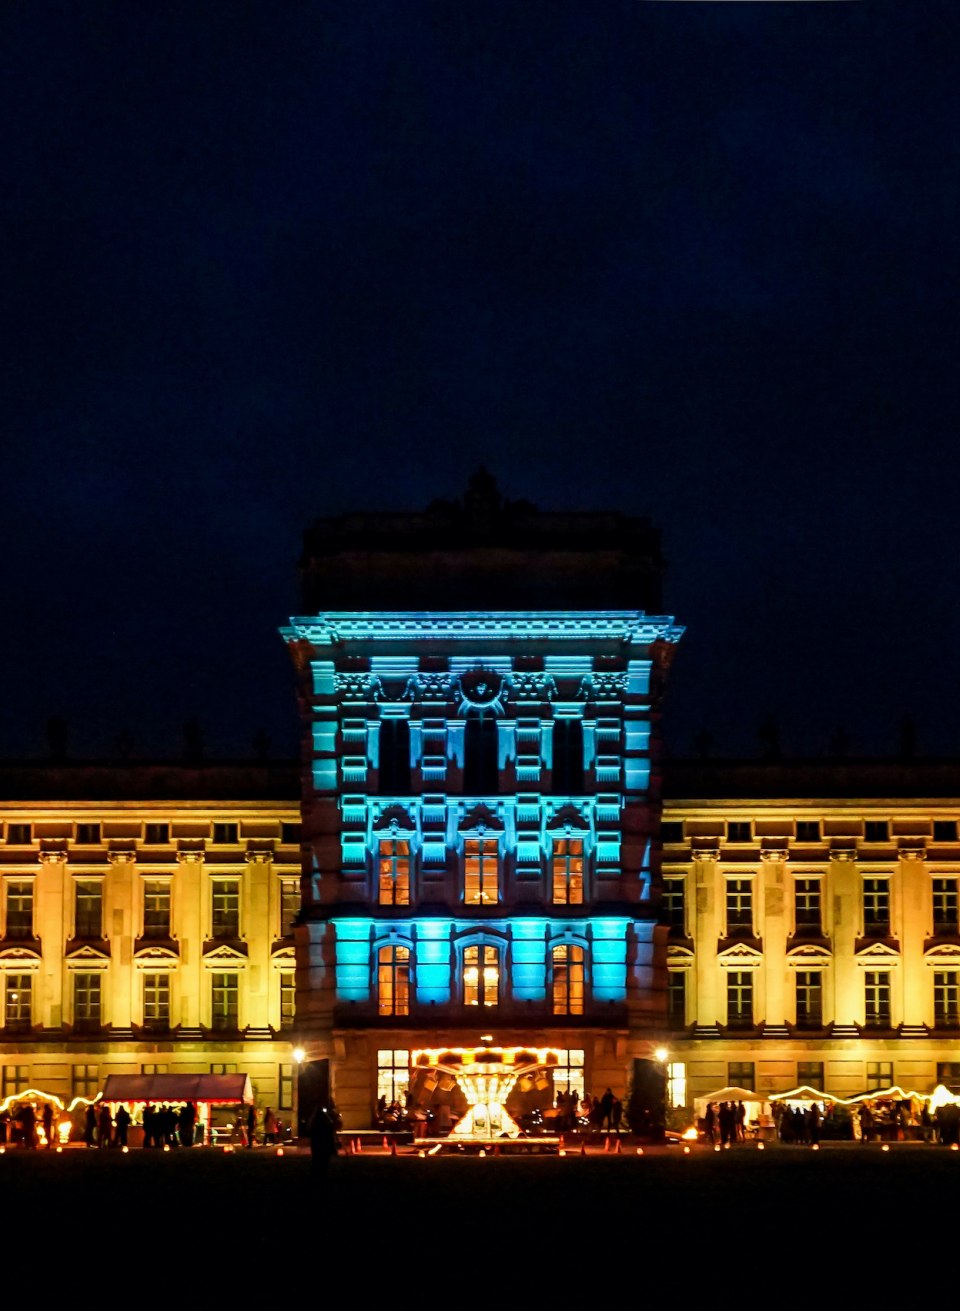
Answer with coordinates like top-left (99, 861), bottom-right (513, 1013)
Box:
top-left (373, 804), bottom-right (416, 834)
top-left (458, 804), bottom-right (504, 835)
top-left (786, 944), bottom-right (832, 968)
top-left (546, 804), bottom-right (589, 833)
top-left (0, 945), bottom-right (41, 964)
top-left (667, 945), bottom-right (694, 969)
top-left (924, 944), bottom-right (960, 968)
top-left (717, 942), bottom-right (763, 969)
top-left (854, 941), bottom-right (901, 966)
top-left (65, 942), bottom-right (110, 964)
top-left (134, 944), bottom-right (180, 967)
top-left (202, 942), bottom-right (249, 966)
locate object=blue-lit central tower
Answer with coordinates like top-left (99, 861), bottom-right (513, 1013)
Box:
top-left (282, 474), bottom-right (683, 1130)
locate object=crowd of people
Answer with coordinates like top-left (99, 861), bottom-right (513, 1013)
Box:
top-left (0, 1100), bottom-right (64, 1148)
top-left (553, 1088), bottom-right (624, 1134)
top-left (701, 1100), bottom-right (749, 1145)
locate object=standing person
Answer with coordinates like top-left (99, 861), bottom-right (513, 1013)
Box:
top-left (42, 1101), bottom-right (54, 1150)
top-left (735, 1101), bottom-right (746, 1142)
top-left (704, 1102), bottom-right (717, 1145)
top-left (247, 1103), bottom-right (257, 1148)
top-left (115, 1104), bottom-right (130, 1148)
top-left (142, 1103), bottom-right (155, 1148)
top-left (178, 1102), bottom-right (196, 1147)
top-left (20, 1103), bottom-right (37, 1150)
top-left (263, 1106), bottom-right (277, 1145)
top-left (84, 1104), bottom-right (97, 1148)
top-left (808, 1103), bottom-right (821, 1146)
top-left (98, 1102), bottom-right (112, 1148)
top-left (598, 1088), bottom-right (614, 1132)
top-left (309, 1105), bottom-right (339, 1182)
top-left (611, 1097), bottom-right (623, 1135)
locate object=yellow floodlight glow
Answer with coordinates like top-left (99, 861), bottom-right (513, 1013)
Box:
top-left (293, 1047), bottom-right (306, 1065)
top-left (681, 1127), bottom-right (698, 1141)
top-left (654, 1047), bottom-right (669, 1064)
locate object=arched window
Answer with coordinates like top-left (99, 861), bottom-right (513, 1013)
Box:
top-left (378, 944), bottom-right (411, 1017)
top-left (378, 838), bottom-right (410, 906)
top-left (552, 944), bottom-right (585, 1016)
top-left (463, 944), bottom-right (499, 1007)
top-left (379, 719), bottom-right (411, 795)
top-left (552, 718), bottom-right (584, 795)
top-left (464, 710), bottom-right (499, 794)
top-left (552, 838), bottom-right (584, 905)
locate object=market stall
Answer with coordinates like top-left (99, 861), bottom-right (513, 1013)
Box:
top-left (101, 1073), bottom-right (254, 1146)
top-left (693, 1085), bottom-right (772, 1141)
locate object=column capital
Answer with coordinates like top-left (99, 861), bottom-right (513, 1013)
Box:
top-left (176, 848), bottom-right (204, 865)
top-left (245, 848), bottom-right (274, 865)
top-left (107, 849), bottom-right (137, 865)
top-left (830, 846), bottom-right (857, 862)
top-left (691, 845), bottom-right (720, 863)
top-left (37, 847), bottom-right (67, 865)
top-left (760, 848), bottom-right (789, 863)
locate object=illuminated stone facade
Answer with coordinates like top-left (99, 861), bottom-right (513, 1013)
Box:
top-left (0, 764), bottom-right (300, 1112)
top-left (661, 760), bottom-right (960, 1105)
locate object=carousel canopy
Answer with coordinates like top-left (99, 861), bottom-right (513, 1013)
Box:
top-left (101, 1074), bottom-right (253, 1105)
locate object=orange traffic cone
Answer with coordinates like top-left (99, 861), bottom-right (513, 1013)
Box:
top-left (603, 1135), bottom-right (610, 1153)
top-left (382, 1135), bottom-right (389, 1150)
top-left (390, 1141), bottom-right (398, 1157)
top-left (356, 1137), bottom-right (362, 1153)
top-left (615, 1137), bottom-right (622, 1154)
top-left (580, 1140), bottom-right (587, 1157)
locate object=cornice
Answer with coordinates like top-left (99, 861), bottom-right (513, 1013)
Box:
top-left (283, 611), bottom-right (684, 646)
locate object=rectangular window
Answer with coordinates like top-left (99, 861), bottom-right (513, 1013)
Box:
top-left (937, 1062), bottom-right (960, 1092)
top-left (74, 881), bottom-right (103, 938)
top-left (211, 973), bottom-right (239, 1031)
top-left (378, 840), bottom-right (411, 907)
top-left (71, 1064), bottom-right (98, 1100)
top-left (552, 944), bottom-right (585, 1016)
top-left (5, 975), bottom-right (32, 1029)
top-left (795, 821), bottom-right (821, 843)
top-left (6, 825), bottom-right (32, 846)
top-left (797, 1061), bottom-right (825, 1091)
top-left (726, 973), bottom-right (753, 1029)
top-left (280, 880), bottom-right (300, 936)
top-left (144, 823), bottom-right (169, 845)
top-left (75, 823), bottom-right (101, 845)
top-left (141, 1063), bottom-right (168, 1075)
top-left (378, 945), bottom-right (411, 1017)
top-left (934, 972), bottom-right (960, 1028)
top-left (143, 973), bottom-right (170, 1028)
top-left (213, 823), bottom-right (239, 845)
top-left (866, 1060), bottom-right (893, 1092)
top-left (660, 822), bottom-right (684, 844)
top-left (667, 1061), bottom-right (687, 1109)
top-left (552, 839), bottom-right (584, 906)
top-left (663, 880), bottom-right (686, 935)
top-left (281, 822), bottom-right (302, 844)
top-left (864, 972), bottom-right (891, 1028)
top-left (795, 971), bottom-right (823, 1029)
top-left (794, 878), bottom-right (822, 935)
top-left (2, 1065), bottom-right (29, 1097)
top-left (280, 974), bottom-right (295, 1029)
top-left (5, 882), bottom-right (34, 940)
top-left (667, 971), bottom-right (686, 1027)
top-left (464, 944), bottom-right (499, 1007)
top-left (143, 882), bottom-right (172, 939)
top-left (73, 973), bottom-right (102, 1026)
top-left (725, 879), bottom-right (753, 936)
top-left (862, 879), bottom-right (890, 936)
top-left (934, 821), bottom-right (958, 843)
top-left (464, 838), bottom-right (499, 906)
top-left (551, 1049), bottom-right (585, 1101)
top-left (864, 821), bottom-right (889, 844)
top-left (727, 1061), bottom-right (755, 1089)
top-left (726, 821), bottom-right (751, 843)
top-left (933, 879), bottom-right (959, 935)
top-left (211, 881), bottom-right (240, 939)
top-left (209, 1063), bottom-right (238, 1075)
top-left (279, 1063), bottom-right (294, 1111)
top-left (377, 1050), bottom-right (410, 1106)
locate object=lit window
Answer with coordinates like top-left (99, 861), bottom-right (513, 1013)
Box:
top-left (377, 1050), bottom-right (410, 1106)
top-left (279, 1063), bottom-right (294, 1111)
top-left (663, 880), bottom-right (685, 935)
top-left (71, 1064), bottom-right (98, 1100)
top-left (551, 1049), bottom-right (585, 1101)
top-left (378, 840), bottom-right (410, 907)
top-left (73, 973), bottom-right (102, 1026)
top-left (933, 879), bottom-right (959, 935)
top-left (725, 879), bottom-right (753, 936)
top-left (2, 1066), bottom-right (29, 1097)
top-left (866, 1060), bottom-right (893, 1092)
top-left (552, 839), bottom-right (584, 906)
top-left (280, 974), bottom-right (295, 1029)
top-left (934, 971), bottom-right (960, 1028)
top-left (143, 974), bottom-right (170, 1029)
top-left (212, 881), bottom-right (240, 939)
top-left (667, 1062), bottom-right (687, 1108)
top-left (211, 972), bottom-right (239, 1031)
top-left (794, 878), bottom-right (822, 935)
top-left (726, 972), bottom-right (753, 1029)
top-left (464, 944), bottom-right (499, 1007)
top-left (5, 882), bottom-right (33, 940)
top-left (552, 944), bottom-right (585, 1016)
top-left (864, 971), bottom-right (891, 1028)
top-left (143, 882), bottom-right (171, 939)
top-left (862, 879), bottom-right (890, 936)
top-left (464, 837), bottom-right (499, 905)
top-left (74, 881), bottom-right (103, 938)
top-left (795, 971), bottom-right (822, 1029)
top-left (280, 880), bottom-right (300, 935)
top-left (5, 975), bottom-right (32, 1029)
top-left (378, 945), bottom-right (411, 1017)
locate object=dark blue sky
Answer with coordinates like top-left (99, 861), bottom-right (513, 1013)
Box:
top-left (3, 2), bottom-right (958, 761)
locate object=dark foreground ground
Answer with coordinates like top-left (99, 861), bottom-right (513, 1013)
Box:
top-left (10, 1144), bottom-right (956, 1289)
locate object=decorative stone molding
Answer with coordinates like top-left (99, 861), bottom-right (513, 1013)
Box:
top-left (37, 849), bottom-right (66, 864)
top-left (578, 671), bottom-right (627, 699)
top-left (691, 845), bottom-right (720, 862)
top-left (244, 849), bottom-right (273, 865)
top-left (830, 847), bottom-right (858, 861)
top-left (785, 944), bottom-right (832, 967)
top-left (176, 848), bottom-right (204, 864)
top-left (509, 671), bottom-right (557, 701)
top-left (107, 850), bottom-right (136, 865)
top-left (334, 671), bottom-right (384, 700)
top-left (716, 941), bottom-right (764, 968)
top-left (403, 671), bottom-right (454, 700)
top-left (898, 843), bottom-right (926, 861)
top-left (760, 848), bottom-right (789, 863)
top-left (286, 613), bottom-right (685, 645)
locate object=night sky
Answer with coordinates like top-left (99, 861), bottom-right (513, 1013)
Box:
top-left (3, 3), bottom-right (958, 764)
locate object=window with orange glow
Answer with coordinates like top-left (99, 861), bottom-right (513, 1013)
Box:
top-left (552, 839), bottom-right (584, 905)
top-left (464, 838), bottom-right (498, 904)
top-left (552, 943), bottom-right (585, 1015)
top-left (378, 839), bottom-right (410, 906)
top-left (378, 944), bottom-right (411, 1016)
top-left (464, 944), bottom-right (499, 1006)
